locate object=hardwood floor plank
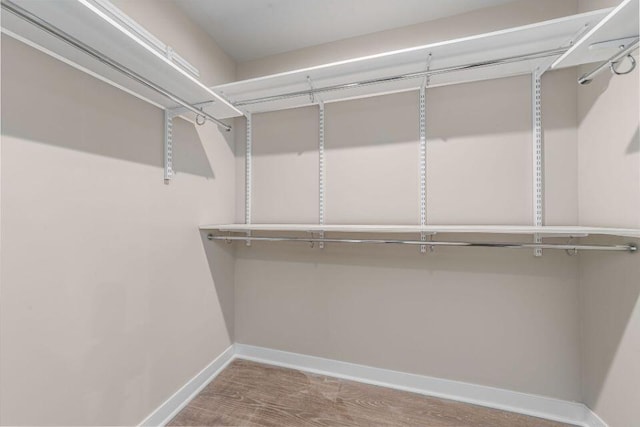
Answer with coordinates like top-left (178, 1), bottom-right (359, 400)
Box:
top-left (168, 359), bottom-right (575, 427)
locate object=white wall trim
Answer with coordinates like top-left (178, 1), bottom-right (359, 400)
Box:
top-left (234, 344), bottom-right (607, 427)
top-left (138, 343), bottom-right (607, 427)
top-left (138, 344), bottom-right (235, 427)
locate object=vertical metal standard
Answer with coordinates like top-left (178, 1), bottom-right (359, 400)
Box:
top-left (532, 71), bottom-right (543, 256)
top-left (419, 82), bottom-right (427, 252)
top-left (419, 54), bottom-right (432, 253)
top-left (318, 101), bottom-right (325, 249)
top-left (245, 113), bottom-right (252, 246)
top-left (419, 76), bottom-right (429, 253)
top-left (164, 109), bottom-right (174, 184)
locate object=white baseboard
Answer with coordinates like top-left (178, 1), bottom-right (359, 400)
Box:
top-left (139, 343), bottom-right (607, 427)
top-left (234, 344), bottom-right (606, 427)
top-left (139, 344), bottom-right (235, 427)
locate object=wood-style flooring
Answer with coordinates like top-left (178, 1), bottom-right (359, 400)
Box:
top-left (168, 359), bottom-right (575, 427)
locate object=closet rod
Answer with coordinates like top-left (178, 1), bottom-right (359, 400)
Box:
top-left (1, 0), bottom-right (232, 132)
top-left (234, 47), bottom-right (568, 106)
top-left (207, 234), bottom-right (637, 252)
top-left (578, 38), bottom-right (639, 85)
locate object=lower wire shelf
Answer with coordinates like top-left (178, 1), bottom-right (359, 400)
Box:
top-left (201, 224), bottom-right (640, 253)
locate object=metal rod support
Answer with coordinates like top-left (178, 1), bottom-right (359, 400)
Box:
top-left (234, 48), bottom-right (568, 106)
top-left (578, 38), bottom-right (639, 85)
top-left (207, 234), bottom-right (636, 252)
top-left (1, 0), bottom-right (231, 131)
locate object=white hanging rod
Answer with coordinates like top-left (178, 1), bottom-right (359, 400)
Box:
top-left (578, 38), bottom-right (639, 84)
top-left (207, 234), bottom-right (637, 253)
top-left (234, 47), bottom-right (568, 107)
top-left (1, 0), bottom-right (232, 132)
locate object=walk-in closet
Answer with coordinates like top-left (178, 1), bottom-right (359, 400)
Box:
top-left (1, 0), bottom-right (638, 426)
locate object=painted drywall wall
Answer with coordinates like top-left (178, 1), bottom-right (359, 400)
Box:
top-left (577, 59), bottom-right (640, 228)
top-left (0, 1), bottom-right (236, 425)
top-left (235, 70), bottom-right (578, 225)
top-left (235, 244), bottom-right (581, 400)
top-left (576, 0), bottom-right (640, 424)
top-left (232, 1), bottom-right (583, 401)
top-left (578, 237), bottom-right (640, 427)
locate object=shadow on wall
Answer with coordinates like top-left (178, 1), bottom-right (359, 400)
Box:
top-left (237, 72), bottom-right (577, 157)
top-left (0, 36), bottom-right (232, 179)
top-left (200, 232), bottom-right (235, 339)
top-left (578, 237), bottom-right (640, 423)
top-left (578, 66), bottom-right (640, 157)
top-left (577, 66), bottom-right (612, 126)
top-left (626, 127), bottom-right (639, 154)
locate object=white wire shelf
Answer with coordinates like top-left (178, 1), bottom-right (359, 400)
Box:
top-left (551, 0), bottom-right (639, 70)
top-left (200, 224), bottom-right (640, 239)
top-left (212, 9), bottom-right (610, 114)
top-left (1, 0), bottom-right (243, 120)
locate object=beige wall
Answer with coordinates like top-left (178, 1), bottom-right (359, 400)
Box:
top-left (576, 0), bottom-right (640, 424)
top-left (578, 237), bottom-right (640, 427)
top-left (233, 1), bottom-right (585, 401)
top-left (577, 63), bottom-right (640, 228)
top-left (235, 244), bottom-right (581, 400)
top-left (0, 1), bottom-right (236, 425)
top-left (236, 69), bottom-right (578, 225)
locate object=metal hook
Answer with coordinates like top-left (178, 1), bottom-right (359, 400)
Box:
top-left (195, 114), bottom-right (206, 126)
top-left (566, 247), bottom-right (578, 256)
top-left (565, 237), bottom-right (578, 256)
top-left (610, 54), bottom-right (636, 76)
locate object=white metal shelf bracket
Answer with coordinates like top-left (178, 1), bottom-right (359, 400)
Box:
top-left (245, 113), bottom-right (253, 246)
top-left (532, 70), bottom-right (544, 256)
top-left (318, 101), bottom-right (326, 249)
top-left (164, 101), bottom-right (216, 184)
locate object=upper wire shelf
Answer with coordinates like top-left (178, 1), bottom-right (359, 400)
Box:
top-left (552, 0), bottom-right (639, 70)
top-left (212, 9), bottom-right (610, 114)
top-left (1, 0), bottom-right (244, 121)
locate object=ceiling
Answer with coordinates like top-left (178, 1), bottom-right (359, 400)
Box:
top-left (177, 0), bottom-right (515, 62)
